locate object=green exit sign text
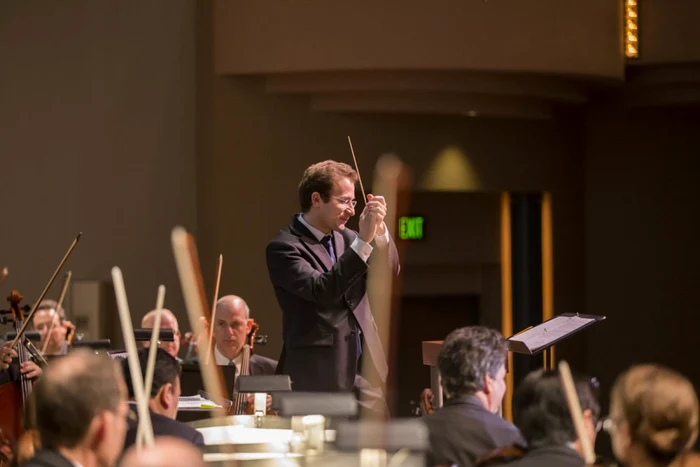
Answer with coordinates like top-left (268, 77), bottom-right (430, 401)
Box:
top-left (399, 216), bottom-right (425, 240)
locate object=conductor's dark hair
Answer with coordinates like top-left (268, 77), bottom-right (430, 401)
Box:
top-left (121, 347), bottom-right (181, 398)
top-left (34, 349), bottom-right (124, 449)
top-left (437, 326), bottom-right (508, 399)
top-left (513, 369), bottom-right (601, 448)
top-left (298, 160), bottom-right (358, 213)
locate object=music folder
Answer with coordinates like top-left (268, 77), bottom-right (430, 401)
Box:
top-left (507, 313), bottom-right (605, 355)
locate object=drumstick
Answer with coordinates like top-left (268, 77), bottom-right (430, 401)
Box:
top-left (347, 136), bottom-right (367, 202)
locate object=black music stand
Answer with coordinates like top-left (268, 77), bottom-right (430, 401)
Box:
top-left (507, 313), bottom-right (605, 370)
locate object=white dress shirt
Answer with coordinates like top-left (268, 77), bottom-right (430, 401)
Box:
top-left (214, 346), bottom-right (242, 374)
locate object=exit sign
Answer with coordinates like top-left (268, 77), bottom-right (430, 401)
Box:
top-left (399, 216), bottom-right (425, 240)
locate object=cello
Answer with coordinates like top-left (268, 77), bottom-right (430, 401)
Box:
top-left (0, 291), bottom-right (42, 466)
top-left (231, 320), bottom-right (272, 415)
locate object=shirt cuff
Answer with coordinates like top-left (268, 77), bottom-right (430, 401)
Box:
top-left (350, 236), bottom-right (374, 263)
top-left (374, 223), bottom-right (390, 247)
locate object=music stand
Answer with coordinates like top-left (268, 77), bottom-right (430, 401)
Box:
top-left (507, 313), bottom-right (605, 370)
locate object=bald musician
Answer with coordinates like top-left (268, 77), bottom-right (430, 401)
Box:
top-left (209, 295), bottom-right (276, 375)
top-left (23, 349), bottom-right (130, 467)
top-left (119, 437), bottom-right (204, 467)
top-left (140, 309), bottom-right (181, 360)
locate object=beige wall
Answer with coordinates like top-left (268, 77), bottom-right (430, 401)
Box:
top-left (0, 1), bottom-right (196, 338)
top-left (214, 0), bottom-right (623, 79)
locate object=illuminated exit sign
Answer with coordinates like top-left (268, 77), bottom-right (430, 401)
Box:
top-left (399, 216), bottom-right (424, 240)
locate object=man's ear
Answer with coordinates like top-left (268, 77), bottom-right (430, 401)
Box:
top-left (311, 192), bottom-right (322, 207)
top-left (159, 383), bottom-right (174, 409)
top-left (483, 374), bottom-right (493, 395)
top-left (88, 412), bottom-right (109, 450)
top-left (246, 319), bottom-right (253, 335)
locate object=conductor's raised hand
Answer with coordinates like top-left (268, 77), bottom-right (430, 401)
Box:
top-left (359, 195), bottom-right (386, 243)
top-left (367, 194), bottom-right (387, 236)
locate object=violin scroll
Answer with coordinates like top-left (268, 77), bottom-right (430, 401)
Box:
top-left (420, 388), bottom-right (435, 416)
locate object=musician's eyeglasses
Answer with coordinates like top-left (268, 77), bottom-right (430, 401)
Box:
top-left (332, 196), bottom-right (357, 208)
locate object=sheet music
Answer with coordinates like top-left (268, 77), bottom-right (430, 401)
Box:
top-left (178, 394), bottom-right (221, 409)
top-left (510, 315), bottom-right (595, 351)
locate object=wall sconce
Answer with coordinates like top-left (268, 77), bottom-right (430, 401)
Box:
top-left (625, 0), bottom-right (639, 58)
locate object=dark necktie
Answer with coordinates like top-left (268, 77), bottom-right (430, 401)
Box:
top-left (321, 235), bottom-right (336, 263)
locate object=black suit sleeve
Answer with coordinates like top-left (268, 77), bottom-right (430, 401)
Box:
top-left (192, 429), bottom-right (205, 447)
top-left (266, 240), bottom-right (369, 307)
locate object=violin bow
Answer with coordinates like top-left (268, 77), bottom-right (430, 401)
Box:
top-left (41, 271), bottom-right (72, 354)
top-left (361, 154), bottom-right (404, 420)
top-left (111, 267), bottom-right (155, 448)
top-left (171, 227), bottom-right (229, 417)
top-left (0, 268), bottom-right (8, 290)
top-left (205, 254), bottom-right (223, 365)
top-left (347, 136), bottom-right (367, 202)
top-left (136, 284), bottom-right (166, 448)
top-left (559, 360), bottom-right (596, 464)
top-left (9, 233), bottom-right (81, 350)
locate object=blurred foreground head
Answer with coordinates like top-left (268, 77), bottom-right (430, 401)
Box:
top-left (119, 436), bottom-right (204, 467)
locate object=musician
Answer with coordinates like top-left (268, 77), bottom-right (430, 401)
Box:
top-left (31, 299), bottom-right (72, 355)
top-left (210, 295), bottom-right (276, 375)
top-left (23, 349), bottom-right (129, 467)
top-left (119, 437), bottom-right (204, 467)
top-left (606, 364), bottom-right (700, 467)
top-left (479, 369), bottom-right (600, 467)
top-left (423, 326), bottom-right (524, 467)
top-left (266, 160), bottom-right (399, 412)
top-left (121, 348), bottom-right (204, 451)
top-left (0, 341), bottom-right (42, 384)
top-left (140, 309), bottom-right (181, 360)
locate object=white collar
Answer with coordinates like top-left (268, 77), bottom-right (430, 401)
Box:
top-left (297, 214), bottom-right (329, 242)
top-left (214, 345), bottom-right (242, 367)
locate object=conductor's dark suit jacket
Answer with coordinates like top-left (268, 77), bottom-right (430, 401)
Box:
top-left (265, 216), bottom-right (399, 406)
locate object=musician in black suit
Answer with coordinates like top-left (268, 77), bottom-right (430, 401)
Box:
top-left (423, 326), bottom-right (525, 467)
top-left (480, 369), bottom-right (600, 467)
top-left (121, 348), bottom-right (204, 451)
top-left (23, 350), bottom-right (130, 467)
top-left (209, 295), bottom-right (277, 375)
top-left (266, 160), bottom-right (400, 414)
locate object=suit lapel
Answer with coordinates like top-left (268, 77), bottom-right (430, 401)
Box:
top-left (290, 216), bottom-right (334, 272)
top-left (333, 229), bottom-right (346, 259)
